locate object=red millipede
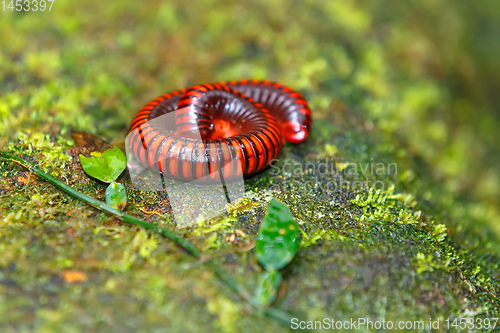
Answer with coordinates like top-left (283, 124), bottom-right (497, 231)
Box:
top-left (128, 80), bottom-right (312, 181)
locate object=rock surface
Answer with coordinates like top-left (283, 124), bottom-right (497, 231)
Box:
top-left (0, 0), bottom-right (499, 331)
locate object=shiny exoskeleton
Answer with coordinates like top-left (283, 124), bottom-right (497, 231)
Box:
top-left (128, 80), bottom-right (312, 181)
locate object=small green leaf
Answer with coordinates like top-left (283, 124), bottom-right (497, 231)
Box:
top-left (255, 269), bottom-right (282, 307)
top-left (255, 198), bottom-right (301, 270)
top-left (79, 146), bottom-right (126, 183)
top-left (102, 146), bottom-right (127, 181)
top-left (79, 152), bottom-right (111, 182)
top-left (106, 181), bottom-right (127, 210)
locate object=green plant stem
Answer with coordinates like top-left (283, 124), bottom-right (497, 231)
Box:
top-left (0, 151), bottom-right (306, 332)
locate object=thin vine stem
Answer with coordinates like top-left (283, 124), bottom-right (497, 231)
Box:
top-left (0, 151), bottom-right (306, 332)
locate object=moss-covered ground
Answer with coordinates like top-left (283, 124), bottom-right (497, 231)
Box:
top-left (1, 0), bottom-right (499, 332)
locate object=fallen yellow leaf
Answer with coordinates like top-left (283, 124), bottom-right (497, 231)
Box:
top-left (62, 270), bottom-right (87, 283)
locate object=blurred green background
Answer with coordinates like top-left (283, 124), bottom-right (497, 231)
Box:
top-left (1, 0), bottom-right (499, 331)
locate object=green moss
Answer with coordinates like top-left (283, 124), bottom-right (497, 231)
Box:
top-left (350, 186), bottom-right (420, 224)
top-left (1, 0), bottom-right (499, 331)
top-left (415, 252), bottom-right (453, 274)
top-left (2, 131), bottom-right (73, 178)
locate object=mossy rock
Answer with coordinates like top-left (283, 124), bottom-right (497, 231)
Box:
top-left (1, 0), bottom-right (499, 331)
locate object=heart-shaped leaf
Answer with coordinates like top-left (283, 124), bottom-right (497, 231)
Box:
top-left (79, 146), bottom-right (126, 183)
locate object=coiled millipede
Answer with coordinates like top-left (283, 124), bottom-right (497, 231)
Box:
top-left (128, 80), bottom-right (312, 182)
